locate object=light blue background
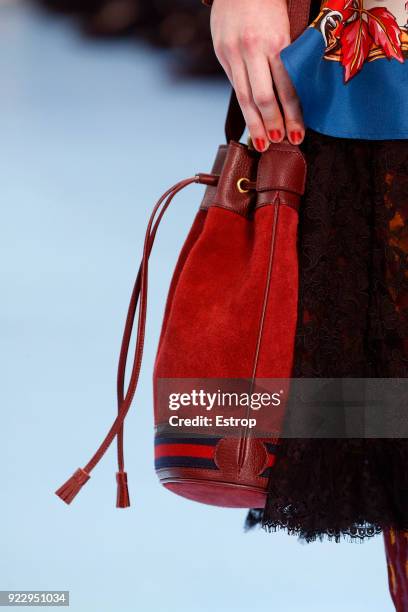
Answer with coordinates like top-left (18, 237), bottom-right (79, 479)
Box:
top-left (0, 2), bottom-right (393, 610)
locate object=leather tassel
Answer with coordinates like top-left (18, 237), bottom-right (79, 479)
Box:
top-left (55, 468), bottom-right (90, 504)
top-left (116, 471), bottom-right (130, 508)
top-left (55, 177), bottom-right (197, 507)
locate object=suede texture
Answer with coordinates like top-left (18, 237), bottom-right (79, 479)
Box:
top-left (154, 203), bottom-right (298, 382)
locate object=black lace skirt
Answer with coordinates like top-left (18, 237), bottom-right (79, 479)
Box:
top-left (246, 129), bottom-right (408, 542)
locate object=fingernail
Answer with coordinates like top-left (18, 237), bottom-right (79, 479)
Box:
top-left (268, 129), bottom-right (282, 142)
top-left (290, 131), bottom-right (303, 145)
top-left (254, 138), bottom-right (266, 152)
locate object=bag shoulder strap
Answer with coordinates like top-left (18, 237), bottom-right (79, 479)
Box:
top-left (225, 0), bottom-right (311, 143)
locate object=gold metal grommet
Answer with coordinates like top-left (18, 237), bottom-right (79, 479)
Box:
top-left (237, 177), bottom-right (250, 194)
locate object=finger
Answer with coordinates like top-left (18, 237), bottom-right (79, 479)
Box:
top-left (230, 61), bottom-right (269, 152)
top-left (212, 40), bottom-right (234, 85)
top-left (245, 53), bottom-right (284, 144)
top-left (270, 55), bottom-right (305, 145)
top-left (213, 40), bottom-right (267, 150)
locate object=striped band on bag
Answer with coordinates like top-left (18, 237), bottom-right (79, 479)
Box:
top-left (154, 436), bottom-right (278, 476)
top-left (154, 436), bottom-right (220, 471)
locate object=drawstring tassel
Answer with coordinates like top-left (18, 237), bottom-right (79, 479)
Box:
top-left (54, 174), bottom-right (218, 507)
top-left (116, 471), bottom-right (130, 508)
top-left (55, 468), bottom-right (90, 504)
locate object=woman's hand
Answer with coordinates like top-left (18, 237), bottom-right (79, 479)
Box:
top-left (210, 0), bottom-right (305, 151)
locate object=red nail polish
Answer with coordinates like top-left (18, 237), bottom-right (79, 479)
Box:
top-left (268, 129), bottom-right (282, 142)
top-left (254, 138), bottom-right (266, 151)
top-left (290, 131), bottom-right (303, 144)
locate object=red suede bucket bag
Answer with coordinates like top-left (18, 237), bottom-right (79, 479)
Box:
top-left (55, 0), bottom-right (311, 509)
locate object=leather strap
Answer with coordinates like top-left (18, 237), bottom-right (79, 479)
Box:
top-left (225, 0), bottom-right (312, 143)
top-left (55, 173), bottom-right (217, 507)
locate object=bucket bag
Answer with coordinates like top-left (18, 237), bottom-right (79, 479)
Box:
top-left (55, 0), bottom-right (311, 509)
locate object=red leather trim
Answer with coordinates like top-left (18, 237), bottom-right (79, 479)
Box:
top-left (199, 141), bottom-right (258, 217)
top-left (163, 479), bottom-right (267, 508)
top-left (201, 141), bottom-right (306, 219)
top-left (199, 145), bottom-right (228, 211)
top-left (256, 143), bottom-right (307, 196)
top-left (156, 463), bottom-right (269, 490)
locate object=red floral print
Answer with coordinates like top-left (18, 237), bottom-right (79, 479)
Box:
top-left (323, 1), bottom-right (405, 81)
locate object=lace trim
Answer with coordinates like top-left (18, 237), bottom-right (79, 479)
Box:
top-left (246, 131), bottom-right (408, 542)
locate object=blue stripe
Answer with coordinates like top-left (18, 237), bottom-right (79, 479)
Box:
top-left (155, 457), bottom-right (218, 470)
top-left (154, 436), bottom-right (221, 447)
top-left (263, 442), bottom-right (279, 454)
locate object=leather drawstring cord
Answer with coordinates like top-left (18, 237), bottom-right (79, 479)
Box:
top-left (55, 172), bottom-right (218, 506)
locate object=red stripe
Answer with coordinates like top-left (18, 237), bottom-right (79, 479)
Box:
top-left (266, 454), bottom-right (276, 468)
top-left (154, 443), bottom-right (216, 460)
